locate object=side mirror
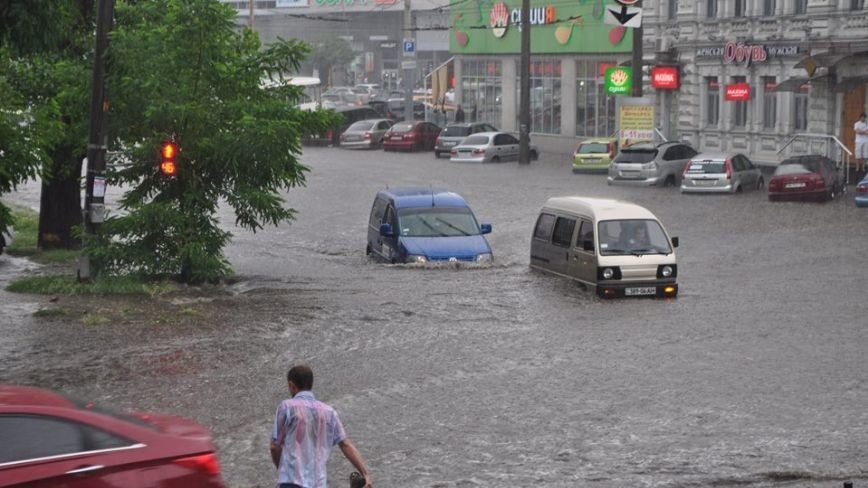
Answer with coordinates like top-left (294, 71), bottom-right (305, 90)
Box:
top-left (379, 223), bottom-right (394, 237)
top-left (671, 236), bottom-right (679, 248)
top-left (583, 239), bottom-right (594, 252)
top-left (479, 223), bottom-right (492, 235)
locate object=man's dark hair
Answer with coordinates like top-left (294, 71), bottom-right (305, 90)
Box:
top-left (287, 365), bottom-right (314, 391)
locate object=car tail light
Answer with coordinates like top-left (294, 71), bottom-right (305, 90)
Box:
top-left (575, 144), bottom-right (582, 155)
top-left (857, 184), bottom-right (868, 193)
top-left (683, 160), bottom-right (693, 177)
top-left (406, 132), bottom-right (416, 139)
top-left (436, 137), bottom-right (442, 145)
top-left (725, 159), bottom-right (732, 180)
top-left (472, 148), bottom-right (485, 155)
top-left (174, 453), bottom-right (221, 477)
top-left (608, 143), bottom-right (615, 160)
top-left (364, 132), bottom-right (372, 139)
top-left (451, 149), bottom-right (458, 156)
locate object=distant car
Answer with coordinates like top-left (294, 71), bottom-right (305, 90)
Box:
top-left (572, 138), bottom-right (618, 174)
top-left (0, 384), bottom-right (224, 487)
top-left (339, 119), bottom-right (393, 149)
top-left (768, 155), bottom-right (844, 202)
top-left (450, 132), bottom-right (538, 163)
top-left (434, 122), bottom-right (498, 158)
top-left (608, 141), bottom-right (698, 187)
top-left (304, 106), bottom-right (380, 146)
top-left (855, 173), bottom-right (868, 207)
top-left (367, 187), bottom-right (493, 263)
top-left (384, 98), bottom-right (425, 121)
top-left (382, 121), bottom-right (440, 151)
top-left (681, 153), bottom-right (764, 193)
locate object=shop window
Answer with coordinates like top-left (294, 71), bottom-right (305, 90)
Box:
top-left (706, 77), bottom-right (720, 127)
top-left (763, 0), bottom-right (776, 15)
top-left (706, 0), bottom-right (717, 18)
top-left (575, 60), bottom-right (615, 138)
top-left (732, 76), bottom-right (747, 128)
top-left (667, 0), bottom-right (677, 20)
top-left (851, 0), bottom-right (864, 9)
top-left (517, 57), bottom-right (561, 135)
top-left (734, 0), bottom-right (745, 17)
top-left (461, 60), bottom-right (502, 125)
top-left (762, 77), bottom-right (777, 130)
top-left (793, 84), bottom-right (809, 131)
top-left (794, 0), bottom-right (807, 14)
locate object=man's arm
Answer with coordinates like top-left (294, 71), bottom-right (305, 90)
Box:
top-left (338, 438), bottom-right (372, 488)
top-left (270, 441), bottom-right (281, 469)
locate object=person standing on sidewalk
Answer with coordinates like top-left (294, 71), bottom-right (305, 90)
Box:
top-left (270, 364), bottom-right (372, 488)
top-left (854, 112), bottom-right (868, 175)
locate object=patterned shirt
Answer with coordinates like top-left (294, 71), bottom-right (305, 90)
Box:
top-left (271, 391), bottom-right (347, 488)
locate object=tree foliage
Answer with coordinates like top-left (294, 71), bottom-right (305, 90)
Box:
top-left (304, 35), bottom-right (355, 85)
top-left (86, 0), bottom-right (337, 282)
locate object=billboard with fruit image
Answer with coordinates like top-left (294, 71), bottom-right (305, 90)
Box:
top-left (450, 0), bottom-right (632, 54)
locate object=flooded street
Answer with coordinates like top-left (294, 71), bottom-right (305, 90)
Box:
top-left (3, 146), bottom-right (868, 487)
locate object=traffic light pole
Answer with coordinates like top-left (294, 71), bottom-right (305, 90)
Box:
top-left (79, 0), bottom-right (115, 282)
top-left (518, 0), bottom-right (531, 165)
top-left (631, 0), bottom-right (643, 97)
top-left (403, 0), bottom-right (414, 122)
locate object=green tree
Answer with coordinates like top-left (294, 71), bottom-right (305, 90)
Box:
top-left (305, 34), bottom-right (355, 86)
top-left (86, 0), bottom-right (337, 283)
top-left (0, 1), bottom-right (95, 250)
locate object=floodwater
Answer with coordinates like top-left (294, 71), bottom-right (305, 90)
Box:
top-left (3, 146), bottom-right (868, 487)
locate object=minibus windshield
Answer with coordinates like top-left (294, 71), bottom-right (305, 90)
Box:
top-left (598, 219), bottom-right (672, 255)
top-left (398, 207), bottom-right (480, 237)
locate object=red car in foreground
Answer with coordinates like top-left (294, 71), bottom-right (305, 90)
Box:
top-left (0, 384), bottom-right (224, 488)
top-left (768, 155), bottom-right (844, 202)
top-left (382, 121), bottom-right (441, 151)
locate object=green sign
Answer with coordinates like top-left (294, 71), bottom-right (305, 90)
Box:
top-left (449, 0), bottom-right (632, 54)
top-left (605, 66), bottom-right (632, 95)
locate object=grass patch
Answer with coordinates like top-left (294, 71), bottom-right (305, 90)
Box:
top-left (6, 274), bottom-right (177, 295)
top-left (4, 206), bottom-right (78, 264)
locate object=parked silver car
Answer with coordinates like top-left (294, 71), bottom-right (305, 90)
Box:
top-left (339, 119), bottom-right (394, 149)
top-left (681, 153), bottom-right (764, 193)
top-left (608, 141), bottom-right (698, 187)
top-left (434, 122), bottom-right (498, 158)
top-left (450, 132), bottom-right (538, 163)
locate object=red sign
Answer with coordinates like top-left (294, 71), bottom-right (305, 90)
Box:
top-left (651, 66), bottom-right (680, 90)
top-left (725, 83), bottom-right (751, 101)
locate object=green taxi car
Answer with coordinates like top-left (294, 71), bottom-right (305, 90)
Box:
top-left (572, 139), bottom-right (618, 174)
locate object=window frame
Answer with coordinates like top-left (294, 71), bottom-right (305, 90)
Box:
top-left (551, 216), bottom-right (577, 248)
top-left (533, 213), bottom-right (556, 242)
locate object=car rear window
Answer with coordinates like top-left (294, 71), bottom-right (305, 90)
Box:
top-left (391, 122), bottom-right (414, 131)
top-left (775, 162), bottom-right (818, 175)
top-left (614, 149), bottom-right (657, 163)
top-left (443, 126), bottom-right (472, 137)
top-left (348, 121), bottom-right (375, 131)
top-left (462, 135), bottom-right (490, 145)
top-left (577, 143), bottom-right (609, 154)
top-left (686, 159), bottom-right (726, 174)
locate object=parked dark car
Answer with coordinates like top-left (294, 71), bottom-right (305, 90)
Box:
top-left (768, 155), bottom-right (844, 202)
top-left (382, 121), bottom-right (441, 151)
top-left (304, 106), bottom-right (380, 146)
top-left (0, 384), bottom-right (224, 487)
top-left (855, 173), bottom-right (868, 207)
top-left (434, 122), bottom-right (498, 158)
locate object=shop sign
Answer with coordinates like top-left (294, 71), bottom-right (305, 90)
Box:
top-left (651, 66), bottom-right (679, 90)
top-left (380, 42), bottom-right (397, 49)
top-left (696, 42), bottom-right (802, 65)
top-left (276, 0), bottom-right (308, 7)
top-left (725, 83), bottom-right (751, 101)
top-left (618, 103), bottom-right (654, 148)
top-left (605, 66), bottom-right (632, 95)
top-left (510, 5), bottom-right (557, 29)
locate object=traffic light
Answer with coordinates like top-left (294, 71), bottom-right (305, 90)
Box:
top-left (158, 140), bottom-right (179, 177)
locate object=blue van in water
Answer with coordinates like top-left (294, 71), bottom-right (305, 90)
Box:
top-left (366, 187), bottom-right (493, 263)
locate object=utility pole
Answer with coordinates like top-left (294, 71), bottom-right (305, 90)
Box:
top-left (631, 0), bottom-right (643, 97)
top-left (249, 0), bottom-right (255, 28)
top-left (79, 0), bottom-right (115, 282)
top-left (403, 0), bottom-right (414, 122)
top-left (518, 0), bottom-right (531, 165)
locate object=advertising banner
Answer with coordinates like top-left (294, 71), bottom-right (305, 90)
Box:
top-left (604, 66), bottom-right (632, 95)
top-left (725, 83), bottom-right (751, 101)
top-left (617, 100), bottom-right (655, 148)
top-left (651, 66), bottom-right (679, 90)
top-left (449, 0), bottom-right (632, 54)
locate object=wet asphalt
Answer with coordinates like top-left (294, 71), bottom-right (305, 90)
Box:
top-left (2, 145), bottom-right (868, 488)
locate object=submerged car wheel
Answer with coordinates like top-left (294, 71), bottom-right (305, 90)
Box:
top-left (756, 177), bottom-right (764, 190)
top-left (491, 156), bottom-right (500, 163)
top-left (663, 175), bottom-right (676, 187)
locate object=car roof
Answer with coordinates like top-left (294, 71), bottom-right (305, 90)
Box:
top-left (446, 122), bottom-right (489, 128)
top-left (781, 154), bottom-right (829, 164)
top-left (579, 138), bottom-right (616, 144)
top-left (624, 140), bottom-right (685, 150)
top-left (378, 187), bottom-right (469, 209)
top-left (542, 197), bottom-right (658, 222)
top-left (692, 152), bottom-right (735, 160)
top-left (0, 384), bottom-right (77, 408)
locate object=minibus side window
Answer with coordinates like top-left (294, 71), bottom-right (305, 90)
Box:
top-left (577, 220), bottom-right (594, 254)
top-left (551, 217), bottom-right (576, 248)
top-left (533, 213), bottom-right (556, 241)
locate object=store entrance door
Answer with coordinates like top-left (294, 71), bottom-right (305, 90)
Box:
top-left (842, 85), bottom-right (866, 156)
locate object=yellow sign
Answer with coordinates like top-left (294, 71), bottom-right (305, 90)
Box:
top-left (618, 104), bottom-right (654, 148)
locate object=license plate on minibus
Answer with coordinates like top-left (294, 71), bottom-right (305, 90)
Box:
top-left (625, 287), bottom-right (656, 296)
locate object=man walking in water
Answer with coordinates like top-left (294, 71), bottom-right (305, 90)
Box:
top-left (270, 364), bottom-right (372, 488)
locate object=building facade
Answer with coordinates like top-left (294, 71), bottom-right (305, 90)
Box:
top-left (645, 0), bottom-right (868, 164)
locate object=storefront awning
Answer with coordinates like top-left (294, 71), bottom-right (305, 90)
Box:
top-left (772, 74), bottom-right (830, 92)
top-left (793, 52), bottom-right (849, 69)
top-left (425, 57), bottom-right (453, 106)
top-left (835, 74), bottom-right (868, 93)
